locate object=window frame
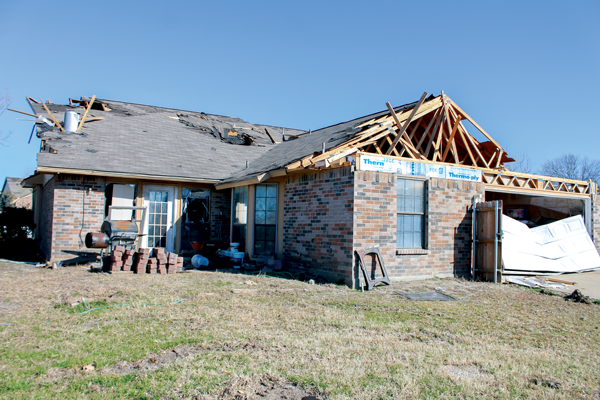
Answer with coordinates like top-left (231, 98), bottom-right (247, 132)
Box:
top-left (396, 177), bottom-right (427, 250)
top-left (253, 183), bottom-right (278, 256)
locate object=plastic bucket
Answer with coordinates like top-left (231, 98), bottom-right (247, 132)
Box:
top-left (231, 251), bottom-right (244, 264)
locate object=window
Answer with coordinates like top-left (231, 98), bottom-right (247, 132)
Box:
top-left (254, 183), bottom-right (277, 255)
top-left (397, 178), bottom-right (426, 248)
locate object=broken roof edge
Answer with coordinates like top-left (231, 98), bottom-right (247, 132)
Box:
top-left (215, 169), bottom-right (287, 190)
top-left (35, 166), bottom-right (221, 185)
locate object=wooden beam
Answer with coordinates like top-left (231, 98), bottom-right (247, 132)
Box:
top-left (264, 128), bottom-right (281, 144)
top-left (385, 92), bottom-right (428, 155)
top-left (416, 109), bottom-right (439, 152)
top-left (41, 102), bottom-right (65, 132)
top-left (495, 150), bottom-right (503, 168)
top-left (448, 105), bottom-right (489, 168)
top-left (442, 114), bottom-right (461, 162)
top-left (424, 109), bottom-right (443, 159)
top-left (373, 142), bottom-right (384, 155)
top-left (384, 136), bottom-right (400, 157)
top-left (26, 96), bottom-right (39, 104)
top-left (457, 127), bottom-right (477, 166)
top-left (7, 108), bottom-right (38, 118)
top-left (488, 149), bottom-right (498, 166)
top-left (77, 95), bottom-right (96, 132)
top-left (441, 94), bottom-right (459, 163)
top-left (446, 96), bottom-right (504, 151)
top-left (432, 113), bottom-right (446, 161)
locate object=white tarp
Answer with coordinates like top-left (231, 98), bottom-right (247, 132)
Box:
top-left (502, 214), bottom-right (600, 274)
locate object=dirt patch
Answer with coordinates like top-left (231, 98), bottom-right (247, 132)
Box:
top-left (192, 374), bottom-right (325, 400)
top-left (439, 364), bottom-right (494, 382)
top-left (103, 344), bottom-right (201, 375)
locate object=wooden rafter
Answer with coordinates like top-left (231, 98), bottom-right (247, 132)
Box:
top-left (385, 92), bottom-right (428, 155)
top-left (442, 114), bottom-right (461, 162)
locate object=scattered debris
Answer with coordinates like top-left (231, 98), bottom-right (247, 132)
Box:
top-left (396, 292), bottom-right (457, 301)
top-left (564, 289), bottom-right (594, 304)
top-left (243, 280), bottom-right (257, 286)
top-left (505, 277), bottom-right (567, 289)
top-left (82, 364), bottom-right (95, 373)
top-left (530, 376), bottom-right (561, 390)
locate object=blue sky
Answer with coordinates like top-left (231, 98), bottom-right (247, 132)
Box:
top-left (1, 0), bottom-right (598, 184)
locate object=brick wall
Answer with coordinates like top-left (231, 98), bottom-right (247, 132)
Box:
top-left (210, 188), bottom-right (231, 241)
top-left (353, 172), bottom-right (484, 282)
top-left (49, 175), bottom-right (106, 262)
top-left (283, 167), bottom-right (354, 285)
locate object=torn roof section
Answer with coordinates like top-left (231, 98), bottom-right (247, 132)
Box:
top-left (29, 97), bottom-right (306, 181)
top-left (218, 92), bottom-right (515, 187)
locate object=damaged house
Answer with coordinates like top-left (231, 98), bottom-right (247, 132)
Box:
top-left (20, 93), bottom-right (600, 287)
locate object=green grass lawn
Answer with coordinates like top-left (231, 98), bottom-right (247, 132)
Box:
top-left (0, 261), bottom-right (599, 399)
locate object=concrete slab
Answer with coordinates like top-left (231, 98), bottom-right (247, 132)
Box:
top-left (544, 270), bottom-right (600, 300)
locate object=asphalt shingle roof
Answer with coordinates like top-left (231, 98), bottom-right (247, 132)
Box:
top-left (31, 98), bottom-right (305, 181)
top-left (220, 97), bottom-right (427, 184)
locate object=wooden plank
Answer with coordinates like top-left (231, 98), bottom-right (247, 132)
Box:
top-left (432, 112), bottom-right (446, 161)
top-left (457, 127), bottom-right (477, 166)
top-left (385, 92), bottom-right (428, 155)
top-left (442, 114), bottom-right (461, 162)
top-left (447, 97), bottom-right (504, 151)
top-left (264, 128), bottom-right (281, 144)
top-left (384, 136), bottom-right (399, 156)
top-left (373, 142), bottom-right (384, 155)
top-left (495, 150), bottom-right (503, 168)
top-left (7, 108), bottom-right (38, 118)
top-left (326, 147), bottom-right (358, 163)
top-left (461, 123), bottom-right (489, 168)
top-left (77, 95), bottom-right (96, 132)
top-left (416, 109), bottom-right (439, 152)
top-left (26, 96), bottom-right (39, 104)
top-left (41, 102), bottom-right (65, 132)
top-left (424, 109), bottom-right (443, 158)
top-left (441, 94), bottom-right (459, 163)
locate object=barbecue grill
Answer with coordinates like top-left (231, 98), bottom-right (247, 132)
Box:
top-left (85, 206), bottom-right (147, 252)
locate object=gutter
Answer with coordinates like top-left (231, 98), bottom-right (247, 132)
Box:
top-left (35, 166), bottom-right (221, 184)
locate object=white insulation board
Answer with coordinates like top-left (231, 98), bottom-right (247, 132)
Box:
top-left (502, 215), bottom-right (600, 273)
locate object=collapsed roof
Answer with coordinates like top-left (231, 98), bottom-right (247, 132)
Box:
top-left (219, 92), bottom-right (514, 186)
top-left (28, 97), bottom-right (305, 181)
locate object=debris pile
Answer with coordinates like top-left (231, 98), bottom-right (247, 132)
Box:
top-left (564, 289), bottom-right (594, 304)
top-left (102, 246), bottom-right (183, 274)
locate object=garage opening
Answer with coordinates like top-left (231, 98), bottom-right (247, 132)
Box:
top-left (485, 190), bottom-right (589, 231)
top-left (473, 190), bottom-right (598, 281)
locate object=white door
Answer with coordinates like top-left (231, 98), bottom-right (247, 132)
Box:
top-left (142, 185), bottom-right (177, 252)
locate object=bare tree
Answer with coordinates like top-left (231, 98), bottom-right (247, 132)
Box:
top-left (506, 151), bottom-right (534, 174)
top-left (0, 91), bottom-right (12, 146)
top-left (541, 154), bottom-right (600, 183)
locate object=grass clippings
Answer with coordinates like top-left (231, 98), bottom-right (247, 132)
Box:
top-left (0, 261), bottom-right (599, 399)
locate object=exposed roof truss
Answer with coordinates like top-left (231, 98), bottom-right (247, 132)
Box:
top-left (286, 92), bottom-right (514, 172)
